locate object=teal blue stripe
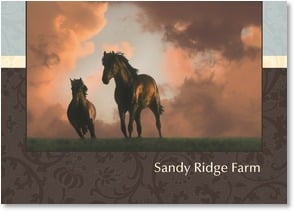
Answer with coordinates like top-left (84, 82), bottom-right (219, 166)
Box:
top-left (263, 1), bottom-right (287, 56)
top-left (1, 1), bottom-right (26, 56)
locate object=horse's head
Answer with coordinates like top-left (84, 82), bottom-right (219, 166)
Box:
top-left (102, 51), bottom-right (119, 84)
top-left (70, 78), bottom-right (88, 98)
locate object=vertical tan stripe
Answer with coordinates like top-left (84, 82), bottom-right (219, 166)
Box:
top-left (1, 56), bottom-right (26, 68)
top-left (263, 56), bottom-right (287, 68)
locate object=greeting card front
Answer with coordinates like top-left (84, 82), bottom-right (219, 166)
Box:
top-left (1, 1), bottom-right (287, 204)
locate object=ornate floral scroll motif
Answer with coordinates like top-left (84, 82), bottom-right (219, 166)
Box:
top-left (2, 69), bottom-right (23, 137)
top-left (19, 142), bottom-right (67, 173)
top-left (46, 153), bottom-right (92, 203)
top-left (12, 72), bottom-right (26, 112)
top-left (233, 182), bottom-right (287, 203)
top-left (2, 69), bottom-right (26, 112)
top-left (194, 183), bottom-right (221, 203)
top-left (5, 115), bottom-right (17, 133)
top-left (90, 152), bottom-right (146, 203)
top-left (2, 70), bottom-right (16, 97)
top-left (52, 167), bottom-right (83, 203)
top-left (263, 70), bottom-right (287, 151)
top-left (2, 157), bottom-right (45, 203)
top-left (2, 69), bottom-right (44, 203)
top-left (95, 152), bottom-right (114, 163)
top-left (263, 70), bottom-right (287, 154)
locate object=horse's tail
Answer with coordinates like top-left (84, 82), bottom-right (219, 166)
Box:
top-left (155, 83), bottom-right (164, 115)
top-left (159, 104), bottom-right (164, 115)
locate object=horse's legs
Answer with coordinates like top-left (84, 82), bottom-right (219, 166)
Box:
top-left (74, 126), bottom-right (84, 139)
top-left (128, 112), bottom-right (134, 138)
top-left (150, 102), bottom-right (162, 138)
top-left (135, 109), bottom-right (142, 137)
top-left (88, 119), bottom-right (96, 138)
top-left (119, 109), bottom-right (127, 138)
top-left (128, 105), bottom-right (138, 138)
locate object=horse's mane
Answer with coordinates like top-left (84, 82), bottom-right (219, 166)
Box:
top-left (112, 52), bottom-right (139, 78)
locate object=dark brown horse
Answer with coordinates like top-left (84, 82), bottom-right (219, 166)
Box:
top-left (67, 78), bottom-right (96, 138)
top-left (102, 51), bottom-right (163, 138)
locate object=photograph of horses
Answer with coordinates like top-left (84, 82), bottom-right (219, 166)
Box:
top-left (26, 1), bottom-right (262, 152)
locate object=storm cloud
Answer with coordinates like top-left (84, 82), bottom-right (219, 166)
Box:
top-left (136, 1), bottom-right (261, 60)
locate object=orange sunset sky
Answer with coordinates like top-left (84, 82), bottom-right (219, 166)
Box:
top-left (27, 2), bottom-right (261, 138)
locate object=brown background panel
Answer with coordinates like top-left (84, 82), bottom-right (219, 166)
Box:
top-left (1, 68), bottom-right (286, 203)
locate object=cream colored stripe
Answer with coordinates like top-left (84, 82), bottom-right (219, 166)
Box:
top-left (263, 56), bottom-right (287, 68)
top-left (1, 56), bottom-right (26, 68)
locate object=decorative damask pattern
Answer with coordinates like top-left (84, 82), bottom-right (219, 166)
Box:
top-left (1, 68), bottom-right (287, 203)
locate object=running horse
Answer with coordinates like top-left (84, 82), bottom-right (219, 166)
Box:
top-left (101, 51), bottom-right (163, 138)
top-left (67, 78), bottom-right (96, 139)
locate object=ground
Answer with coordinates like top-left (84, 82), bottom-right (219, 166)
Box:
top-left (26, 137), bottom-right (261, 152)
